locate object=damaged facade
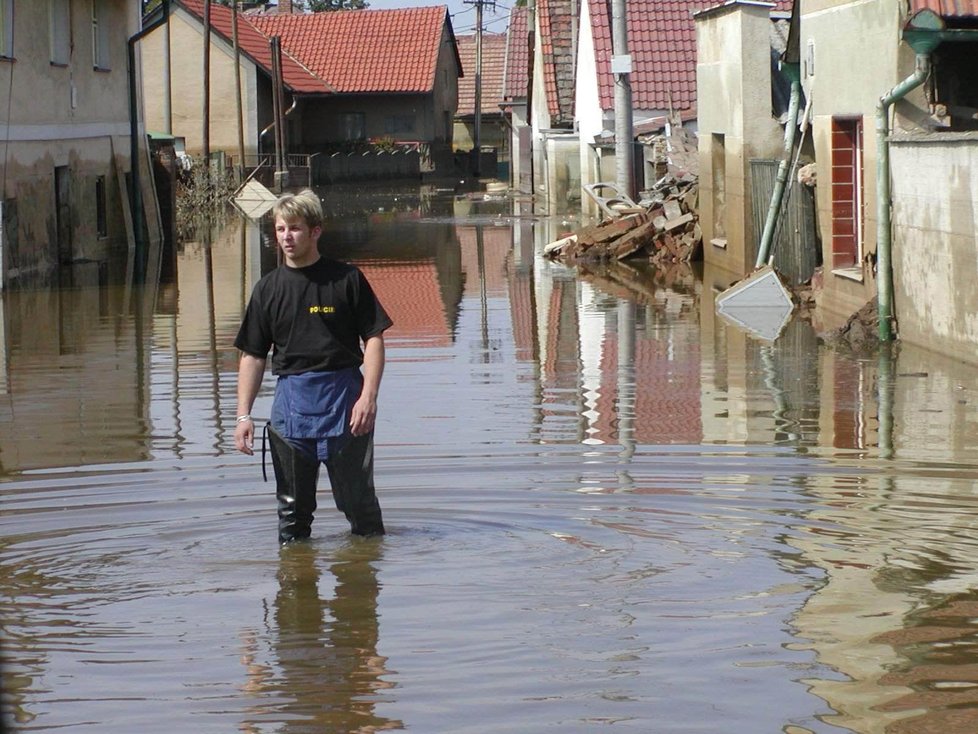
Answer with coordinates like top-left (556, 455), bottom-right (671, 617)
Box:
top-left (0, 0), bottom-right (148, 285)
top-left (696, 0), bottom-right (978, 365)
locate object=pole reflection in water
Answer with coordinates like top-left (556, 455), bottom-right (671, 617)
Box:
top-left (4, 186), bottom-right (978, 733)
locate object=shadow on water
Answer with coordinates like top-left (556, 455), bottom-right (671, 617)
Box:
top-left (3, 183), bottom-right (978, 732)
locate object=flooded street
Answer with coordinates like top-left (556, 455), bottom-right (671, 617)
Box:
top-left (4, 185), bottom-right (978, 733)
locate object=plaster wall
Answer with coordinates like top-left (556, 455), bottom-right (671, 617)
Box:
top-left (575, 0), bottom-right (604, 217)
top-left (0, 1), bottom-right (137, 279)
top-left (696, 3), bottom-right (783, 279)
top-left (890, 136), bottom-right (978, 366)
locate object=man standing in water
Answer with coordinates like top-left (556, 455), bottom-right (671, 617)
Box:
top-left (233, 189), bottom-right (393, 543)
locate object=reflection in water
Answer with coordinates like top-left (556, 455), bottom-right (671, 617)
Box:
top-left (240, 541), bottom-right (401, 733)
top-left (3, 185), bottom-right (978, 732)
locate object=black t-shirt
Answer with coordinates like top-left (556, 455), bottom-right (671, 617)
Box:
top-left (234, 257), bottom-right (393, 375)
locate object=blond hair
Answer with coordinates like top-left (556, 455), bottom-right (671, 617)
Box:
top-left (272, 189), bottom-right (324, 229)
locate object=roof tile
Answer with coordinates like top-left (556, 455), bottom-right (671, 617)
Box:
top-left (456, 33), bottom-right (507, 116)
top-left (588, 0), bottom-right (793, 113)
top-left (251, 6), bottom-right (455, 94)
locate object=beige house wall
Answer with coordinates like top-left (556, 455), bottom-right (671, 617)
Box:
top-left (801, 1), bottom-right (905, 329)
top-left (141, 7), bottom-right (260, 157)
top-left (695, 2), bottom-right (784, 282)
top-left (0, 0), bottom-right (140, 278)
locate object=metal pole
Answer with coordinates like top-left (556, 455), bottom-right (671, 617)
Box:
top-left (163, 10), bottom-right (172, 134)
top-left (611, 0), bottom-right (634, 199)
top-left (474, 0), bottom-right (483, 177)
top-left (202, 0), bottom-right (211, 165)
top-left (232, 1), bottom-right (246, 180)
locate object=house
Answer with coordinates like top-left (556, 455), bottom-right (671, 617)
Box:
top-left (0, 0), bottom-right (155, 285)
top-left (453, 32), bottom-right (507, 177)
top-left (141, 0), bottom-right (333, 161)
top-left (696, 0), bottom-right (978, 364)
top-left (694, 0), bottom-right (795, 281)
top-left (800, 0), bottom-right (978, 363)
top-left (140, 2), bottom-right (463, 181)
top-left (251, 5), bottom-right (461, 170)
top-left (531, 0), bottom-right (579, 211)
top-left (501, 6), bottom-right (531, 193)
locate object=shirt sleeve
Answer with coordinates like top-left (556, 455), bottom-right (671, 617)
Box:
top-left (355, 269), bottom-right (394, 339)
top-left (234, 281), bottom-right (273, 358)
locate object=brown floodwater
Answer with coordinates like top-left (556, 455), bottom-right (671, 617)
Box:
top-left (3, 184), bottom-right (978, 733)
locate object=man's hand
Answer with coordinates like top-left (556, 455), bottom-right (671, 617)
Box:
top-left (235, 418), bottom-right (255, 455)
top-left (349, 395), bottom-right (377, 436)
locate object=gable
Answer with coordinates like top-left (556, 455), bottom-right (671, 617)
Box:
top-left (456, 33), bottom-right (507, 116)
top-left (176, 0), bottom-right (333, 94)
top-left (503, 6), bottom-right (530, 102)
top-left (251, 7), bottom-right (459, 95)
top-left (587, 0), bottom-right (794, 113)
top-left (537, 0), bottom-right (576, 125)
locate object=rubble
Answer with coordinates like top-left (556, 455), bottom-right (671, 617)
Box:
top-left (545, 173), bottom-right (701, 266)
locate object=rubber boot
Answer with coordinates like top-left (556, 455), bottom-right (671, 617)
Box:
top-left (268, 428), bottom-right (321, 544)
top-left (325, 432), bottom-right (385, 536)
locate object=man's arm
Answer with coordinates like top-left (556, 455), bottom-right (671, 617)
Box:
top-left (235, 353), bottom-right (267, 455)
top-left (350, 333), bottom-right (386, 437)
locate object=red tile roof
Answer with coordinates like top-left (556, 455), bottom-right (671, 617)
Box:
top-left (537, 0), bottom-right (577, 124)
top-left (250, 6), bottom-right (459, 94)
top-left (587, 0), bottom-right (793, 113)
top-left (503, 6), bottom-right (530, 102)
top-left (908, 0), bottom-right (978, 16)
top-left (455, 33), bottom-right (507, 116)
top-left (176, 0), bottom-right (333, 94)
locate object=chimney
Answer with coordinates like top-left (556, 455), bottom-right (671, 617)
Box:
top-left (278, 0), bottom-right (294, 13)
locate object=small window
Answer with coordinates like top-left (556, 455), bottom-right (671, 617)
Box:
top-left (384, 115), bottom-right (414, 135)
top-left (95, 175), bottom-right (107, 238)
top-left (50, 0), bottom-right (71, 65)
top-left (0, 0), bottom-right (14, 59)
top-left (91, 0), bottom-right (110, 70)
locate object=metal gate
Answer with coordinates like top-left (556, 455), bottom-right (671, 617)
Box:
top-left (749, 159), bottom-right (819, 285)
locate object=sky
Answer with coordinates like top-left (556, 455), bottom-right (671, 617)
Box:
top-left (360, 0), bottom-right (516, 35)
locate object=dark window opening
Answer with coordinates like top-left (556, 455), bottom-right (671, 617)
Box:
top-left (384, 115), bottom-right (415, 135)
top-left (96, 175), bottom-right (107, 238)
top-left (929, 41), bottom-right (978, 131)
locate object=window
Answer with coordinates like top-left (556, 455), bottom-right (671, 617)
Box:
top-left (91, 0), bottom-right (110, 70)
top-left (830, 117), bottom-right (864, 274)
top-left (340, 112), bottom-right (365, 141)
top-left (711, 133), bottom-right (727, 247)
top-left (0, 0), bottom-right (13, 59)
top-left (384, 115), bottom-right (414, 135)
top-left (95, 175), bottom-right (107, 238)
top-left (50, 0), bottom-right (70, 65)
top-left (930, 39), bottom-right (978, 132)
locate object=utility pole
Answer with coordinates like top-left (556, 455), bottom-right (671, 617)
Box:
top-left (202, 0), bottom-right (211, 168)
top-left (232, 1), bottom-right (246, 181)
top-left (464, 0), bottom-right (495, 178)
top-left (611, 0), bottom-right (634, 199)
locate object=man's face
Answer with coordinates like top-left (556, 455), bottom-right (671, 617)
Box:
top-left (275, 215), bottom-right (322, 268)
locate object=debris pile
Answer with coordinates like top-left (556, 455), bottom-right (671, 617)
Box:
top-left (545, 174), bottom-right (701, 266)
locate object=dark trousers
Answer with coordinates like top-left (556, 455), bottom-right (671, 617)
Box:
top-left (268, 427), bottom-right (385, 544)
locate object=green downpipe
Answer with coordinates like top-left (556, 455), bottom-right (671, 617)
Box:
top-left (755, 62), bottom-right (802, 269)
top-left (875, 54), bottom-right (929, 341)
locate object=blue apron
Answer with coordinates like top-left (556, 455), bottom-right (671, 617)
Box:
top-left (270, 367), bottom-right (362, 461)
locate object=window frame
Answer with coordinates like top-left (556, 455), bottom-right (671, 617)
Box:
top-left (50, 0), bottom-right (71, 66)
top-left (91, 0), bottom-right (110, 70)
top-left (0, 0), bottom-right (14, 60)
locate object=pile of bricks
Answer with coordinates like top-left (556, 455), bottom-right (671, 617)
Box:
top-left (545, 176), bottom-right (701, 265)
